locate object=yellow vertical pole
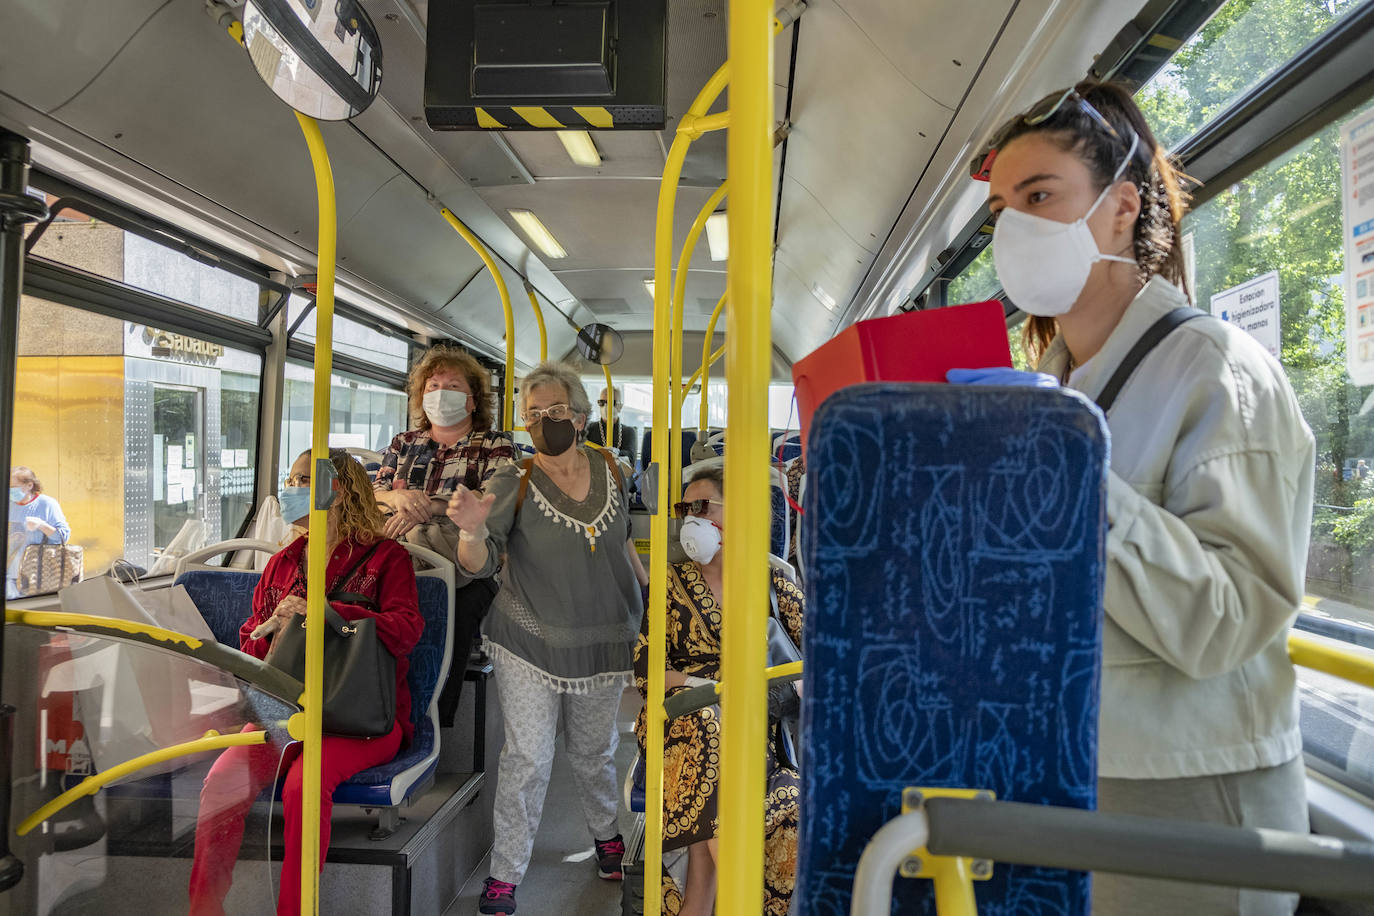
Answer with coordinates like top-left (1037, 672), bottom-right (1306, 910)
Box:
top-left (602, 363), bottom-right (614, 442)
top-left (438, 207), bottom-right (516, 427)
top-left (292, 111), bottom-right (334, 916)
top-left (671, 181), bottom-right (728, 496)
top-left (678, 344), bottom-right (727, 414)
top-left (523, 281), bottom-right (549, 362)
top-left (698, 292), bottom-right (727, 432)
top-left (719, 0), bottom-right (772, 910)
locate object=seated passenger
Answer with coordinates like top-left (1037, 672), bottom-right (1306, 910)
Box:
top-left (188, 448), bottom-right (423, 916)
top-left (7, 466), bottom-right (72, 598)
top-left (373, 344), bottom-right (515, 719)
top-left (633, 466), bottom-right (804, 916)
top-left (953, 80), bottom-right (1314, 915)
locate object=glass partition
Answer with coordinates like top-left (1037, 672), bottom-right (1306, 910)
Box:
top-left (1, 623), bottom-right (298, 916)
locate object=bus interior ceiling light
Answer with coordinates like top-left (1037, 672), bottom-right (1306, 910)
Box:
top-left (643, 278), bottom-right (656, 299)
top-left (508, 209), bottom-right (568, 259)
top-left (705, 211), bottom-right (728, 261)
top-left (557, 130), bottom-right (602, 167)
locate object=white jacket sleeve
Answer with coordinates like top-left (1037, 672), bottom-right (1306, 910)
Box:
top-left (1104, 447), bottom-right (1307, 680)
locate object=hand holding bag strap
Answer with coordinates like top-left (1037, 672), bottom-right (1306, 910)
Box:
top-left (1095, 307), bottom-right (1204, 413)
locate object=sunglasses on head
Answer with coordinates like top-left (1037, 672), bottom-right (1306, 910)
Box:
top-left (673, 498), bottom-right (722, 518)
top-left (969, 88), bottom-right (1128, 182)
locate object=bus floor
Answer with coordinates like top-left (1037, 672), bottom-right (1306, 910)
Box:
top-left (444, 686), bottom-right (641, 916)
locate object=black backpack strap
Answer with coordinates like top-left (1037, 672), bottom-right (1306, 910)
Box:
top-left (1095, 307), bottom-right (1203, 413)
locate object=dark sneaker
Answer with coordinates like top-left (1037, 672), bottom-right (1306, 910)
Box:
top-left (478, 877), bottom-right (517, 914)
top-left (594, 834), bottom-right (625, 880)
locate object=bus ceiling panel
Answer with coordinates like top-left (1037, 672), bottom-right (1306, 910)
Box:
top-left (772, 253), bottom-right (846, 363)
top-left (501, 131), bottom-right (668, 181)
top-left (772, 0), bottom-right (987, 323)
top-left (831, 0), bottom-right (1018, 111)
top-left (475, 179), bottom-right (725, 277)
top-left (440, 259), bottom-right (576, 369)
top-left (335, 176), bottom-right (490, 314)
top-left (555, 269), bottom-right (728, 327)
top-left (38, 0), bottom-right (402, 250)
top-left (0, 0), bottom-right (169, 115)
top-left (838, 0), bottom-right (1145, 326)
top-left (774, 175), bottom-right (883, 331)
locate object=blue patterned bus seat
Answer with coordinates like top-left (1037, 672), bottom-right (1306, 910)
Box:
top-left (796, 383), bottom-right (1108, 916)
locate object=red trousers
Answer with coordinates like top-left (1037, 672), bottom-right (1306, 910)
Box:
top-left (187, 723), bottom-right (402, 916)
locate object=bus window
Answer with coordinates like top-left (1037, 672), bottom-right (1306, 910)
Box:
top-left (280, 361), bottom-right (407, 486)
top-left (9, 297), bottom-right (263, 589)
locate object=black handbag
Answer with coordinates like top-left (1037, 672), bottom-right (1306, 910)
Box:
top-left (263, 542), bottom-right (397, 738)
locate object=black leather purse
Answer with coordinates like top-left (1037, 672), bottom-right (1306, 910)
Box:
top-left (263, 542), bottom-right (397, 738)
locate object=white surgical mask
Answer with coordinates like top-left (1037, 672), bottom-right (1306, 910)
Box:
top-left (423, 389), bottom-right (470, 427)
top-left (992, 133), bottom-right (1140, 317)
top-left (679, 516), bottom-right (722, 565)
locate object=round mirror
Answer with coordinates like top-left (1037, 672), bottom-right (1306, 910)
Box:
top-left (241, 0), bottom-right (382, 121)
top-left (575, 323), bottom-right (624, 365)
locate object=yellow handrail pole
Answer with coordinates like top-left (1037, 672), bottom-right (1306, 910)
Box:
top-left (648, 58), bottom-right (732, 916)
top-left (602, 363), bottom-right (614, 440)
top-left (523, 281), bottom-right (549, 362)
top-left (18, 729), bottom-right (269, 836)
top-left (295, 111), bottom-right (335, 916)
top-left (678, 344), bottom-right (727, 415)
top-left (439, 207), bottom-right (517, 427)
top-left (671, 181), bottom-right (729, 499)
top-left (698, 292), bottom-right (728, 431)
top-left (1289, 631), bottom-right (1374, 689)
top-left (719, 0), bottom-right (773, 910)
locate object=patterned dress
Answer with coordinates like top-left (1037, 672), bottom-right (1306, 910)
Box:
top-left (633, 561), bottom-right (806, 916)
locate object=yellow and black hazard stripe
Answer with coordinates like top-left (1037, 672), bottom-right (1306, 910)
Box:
top-left (475, 105), bottom-right (614, 128)
top-left (441, 104), bottom-right (664, 130)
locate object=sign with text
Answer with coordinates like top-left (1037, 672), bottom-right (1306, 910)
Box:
top-left (1343, 104), bottom-right (1374, 385)
top-left (1210, 270), bottom-right (1280, 358)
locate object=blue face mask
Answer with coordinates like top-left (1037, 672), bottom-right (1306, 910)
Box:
top-left (279, 486), bottom-right (312, 524)
top-left (9, 487), bottom-right (26, 503)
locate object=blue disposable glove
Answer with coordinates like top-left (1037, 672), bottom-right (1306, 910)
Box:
top-left (946, 367), bottom-right (1059, 388)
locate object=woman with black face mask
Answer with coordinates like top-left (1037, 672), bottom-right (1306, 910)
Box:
top-left (446, 361), bottom-right (649, 915)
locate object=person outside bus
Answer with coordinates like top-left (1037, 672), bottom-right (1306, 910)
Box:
top-left (446, 361), bottom-right (649, 915)
top-left (633, 466), bottom-right (804, 916)
top-left (188, 449), bottom-right (423, 916)
top-left (950, 81), bottom-right (1314, 914)
top-left (7, 466), bottom-right (71, 599)
top-left (374, 345), bottom-right (516, 721)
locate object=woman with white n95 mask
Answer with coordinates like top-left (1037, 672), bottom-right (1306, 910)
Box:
top-left (950, 81), bottom-right (1315, 916)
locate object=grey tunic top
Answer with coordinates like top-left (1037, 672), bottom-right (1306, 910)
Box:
top-left (463, 449), bottom-right (642, 690)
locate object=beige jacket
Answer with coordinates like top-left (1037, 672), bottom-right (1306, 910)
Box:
top-left (1039, 276), bottom-right (1314, 779)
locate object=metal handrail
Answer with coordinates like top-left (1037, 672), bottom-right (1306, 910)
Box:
top-left (851, 797), bottom-right (1374, 915)
top-left (1289, 630), bottom-right (1374, 690)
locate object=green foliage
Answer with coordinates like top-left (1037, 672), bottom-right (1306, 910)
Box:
top-left (1136, 0), bottom-right (1374, 510)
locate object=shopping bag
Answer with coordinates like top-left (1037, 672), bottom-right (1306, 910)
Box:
top-left (60, 573), bottom-right (214, 642)
top-left (146, 519), bottom-right (206, 577)
top-left (17, 536), bottom-right (83, 594)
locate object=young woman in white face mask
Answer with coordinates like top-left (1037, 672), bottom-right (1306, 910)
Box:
top-left (952, 81), bottom-right (1315, 915)
top-left (446, 361), bottom-right (649, 915)
top-left (628, 467), bottom-right (806, 916)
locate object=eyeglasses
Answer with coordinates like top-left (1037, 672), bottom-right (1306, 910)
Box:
top-left (673, 498), bottom-right (723, 518)
top-left (970, 88), bottom-right (1130, 182)
top-left (286, 473), bottom-right (310, 487)
top-left (524, 403), bottom-right (574, 423)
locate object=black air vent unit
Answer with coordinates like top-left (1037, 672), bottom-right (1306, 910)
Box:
top-left (425, 0), bottom-right (667, 131)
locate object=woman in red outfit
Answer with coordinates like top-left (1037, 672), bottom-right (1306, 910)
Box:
top-left (188, 449), bottom-right (423, 916)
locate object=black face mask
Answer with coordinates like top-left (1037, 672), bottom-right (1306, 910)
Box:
top-left (530, 417), bottom-right (577, 456)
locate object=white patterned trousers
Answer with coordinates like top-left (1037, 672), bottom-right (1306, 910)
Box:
top-left (488, 655), bottom-right (624, 885)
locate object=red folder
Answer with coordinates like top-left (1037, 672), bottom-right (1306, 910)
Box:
top-left (791, 300), bottom-right (1012, 455)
